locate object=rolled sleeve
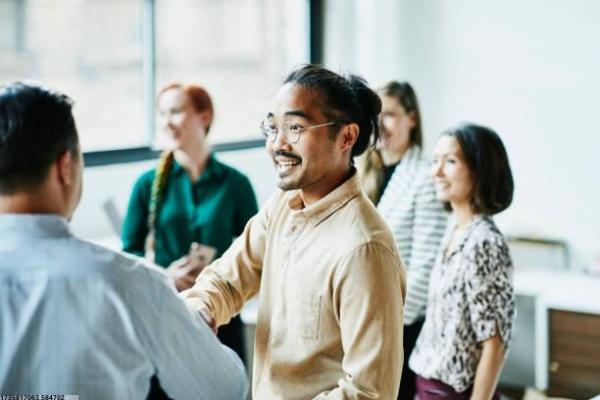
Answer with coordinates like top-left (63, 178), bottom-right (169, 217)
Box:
top-left (182, 198), bottom-right (269, 327)
top-left (465, 238), bottom-right (515, 345)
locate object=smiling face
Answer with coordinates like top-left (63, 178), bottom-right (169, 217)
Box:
top-left (265, 83), bottom-right (354, 204)
top-left (377, 94), bottom-right (415, 163)
top-left (157, 87), bottom-right (207, 151)
top-left (431, 134), bottom-right (473, 209)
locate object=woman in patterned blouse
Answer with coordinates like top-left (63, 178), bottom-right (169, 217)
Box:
top-left (409, 123), bottom-right (515, 399)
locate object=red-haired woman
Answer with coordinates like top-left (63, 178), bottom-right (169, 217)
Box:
top-left (122, 83), bottom-right (257, 373)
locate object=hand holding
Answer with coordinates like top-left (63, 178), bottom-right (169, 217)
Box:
top-left (166, 256), bottom-right (198, 292)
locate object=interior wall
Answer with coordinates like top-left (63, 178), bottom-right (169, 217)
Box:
top-left (71, 146), bottom-right (276, 242)
top-left (324, 0), bottom-right (600, 269)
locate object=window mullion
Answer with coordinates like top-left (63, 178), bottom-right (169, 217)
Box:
top-left (142, 0), bottom-right (157, 147)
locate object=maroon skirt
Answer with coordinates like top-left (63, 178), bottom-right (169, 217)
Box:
top-left (415, 375), bottom-right (500, 400)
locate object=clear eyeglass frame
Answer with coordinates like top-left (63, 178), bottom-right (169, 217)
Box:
top-left (260, 120), bottom-right (339, 144)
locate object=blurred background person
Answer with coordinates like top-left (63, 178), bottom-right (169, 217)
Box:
top-left (410, 123), bottom-right (515, 400)
top-left (121, 83), bottom-right (258, 392)
top-left (357, 81), bottom-right (447, 399)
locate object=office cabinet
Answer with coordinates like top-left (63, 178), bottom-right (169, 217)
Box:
top-left (548, 310), bottom-right (600, 399)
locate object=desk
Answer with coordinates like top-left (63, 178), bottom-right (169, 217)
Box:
top-left (503, 269), bottom-right (600, 392)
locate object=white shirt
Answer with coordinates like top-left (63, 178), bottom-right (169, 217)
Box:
top-left (0, 214), bottom-right (248, 400)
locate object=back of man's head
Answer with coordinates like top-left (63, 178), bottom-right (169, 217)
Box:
top-left (0, 82), bottom-right (79, 194)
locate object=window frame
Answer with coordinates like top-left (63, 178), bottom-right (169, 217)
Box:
top-left (84, 0), bottom-right (323, 167)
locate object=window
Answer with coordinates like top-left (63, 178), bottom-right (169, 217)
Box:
top-left (155, 0), bottom-right (309, 146)
top-left (0, 0), bottom-right (309, 154)
top-left (0, 0), bottom-right (144, 151)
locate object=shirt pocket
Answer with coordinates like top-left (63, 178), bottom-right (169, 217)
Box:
top-left (294, 290), bottom-right (322, 341)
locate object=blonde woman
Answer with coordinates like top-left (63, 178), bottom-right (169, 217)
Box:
top-left (358, 81), bottom-right (447, 399)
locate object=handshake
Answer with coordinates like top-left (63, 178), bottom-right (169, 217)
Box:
top-left (167, 243), bottom-right (216, 292)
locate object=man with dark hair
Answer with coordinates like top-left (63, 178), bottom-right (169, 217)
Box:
top-left (0, 82), bottom-right (248, 399)
top-left (184, 65), bottom-right (406, 398)
top-left (0, 83), bottom-right (79, 195)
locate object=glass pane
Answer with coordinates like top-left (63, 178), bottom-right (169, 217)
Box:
top-left (155, 0), bottom-right (309, 146)
top-left (0, 0), bottom-right (144, 151)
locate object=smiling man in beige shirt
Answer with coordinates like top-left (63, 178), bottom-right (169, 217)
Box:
top-left (183, 65), bottom-right (406, 399)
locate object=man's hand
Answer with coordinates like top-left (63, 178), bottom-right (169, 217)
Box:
top-left (167, 256), bottom-right (205, 292)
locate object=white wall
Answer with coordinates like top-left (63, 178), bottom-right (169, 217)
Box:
top-left (325, 0), bottom-right (600, 269)
top-left (71, 147), bottom-right (276, 241)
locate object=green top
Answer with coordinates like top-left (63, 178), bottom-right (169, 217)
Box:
top-left (121, 153), bottom-right (258, 267)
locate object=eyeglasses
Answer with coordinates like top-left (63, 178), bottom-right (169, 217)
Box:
top-left (260, 120), bottom-right (339, 144)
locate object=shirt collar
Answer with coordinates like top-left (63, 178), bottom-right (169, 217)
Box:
top-left (0, 214), bottom-right (71, 239)
top-left (286, 169), bottom-right (361, 227)
top-left (444, 214), bottom-right (488, 259)
top-left (171, 153), bottom-right (225, 182)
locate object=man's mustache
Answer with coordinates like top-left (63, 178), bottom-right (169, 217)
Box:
top-left (273, 150), bottom-right (302, 163)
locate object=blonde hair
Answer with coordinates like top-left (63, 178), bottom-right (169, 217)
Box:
top-left (144, 149), bottom-right (175, 260)
top-left (357, 148), bottom-right (385, 204)
top-left (358, 81), bottom-right (423, 204)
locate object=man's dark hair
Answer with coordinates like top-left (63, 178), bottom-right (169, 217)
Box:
top-left (284, 64), bottom-right (381, 158)
top-left (443, 122), bottom-right (514, 215)
top-left (0, 82), bottom-right (79, 194)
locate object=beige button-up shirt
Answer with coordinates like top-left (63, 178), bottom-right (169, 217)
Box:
top-left (183, 173), bottom-right (406, 399)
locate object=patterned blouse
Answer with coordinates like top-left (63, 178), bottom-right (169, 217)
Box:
top-left (409, 214), bottom-right (515, 392)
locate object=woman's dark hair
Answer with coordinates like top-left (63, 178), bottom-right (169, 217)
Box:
top-left (0, 82), bottom-right (79, 194)
top-left (284, 64), bottom-right (381, 158)
top-left (380, 81), bottom-right (423, 148)
top-left (443, 122), bottom-right (514, 215)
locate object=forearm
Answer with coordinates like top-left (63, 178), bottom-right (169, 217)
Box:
top-left (184, 194), bottom-right (276, 331)
top-left (182, 259), bottom-right (252, 327)
top-left (470, 336), bottom-right (505, 400)
top-left (161, 309), bottom-right (249, 399)
top-left (136, 273), bottom-right (249, 400)
top-left (182, 215), bottom-right (265, 325)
